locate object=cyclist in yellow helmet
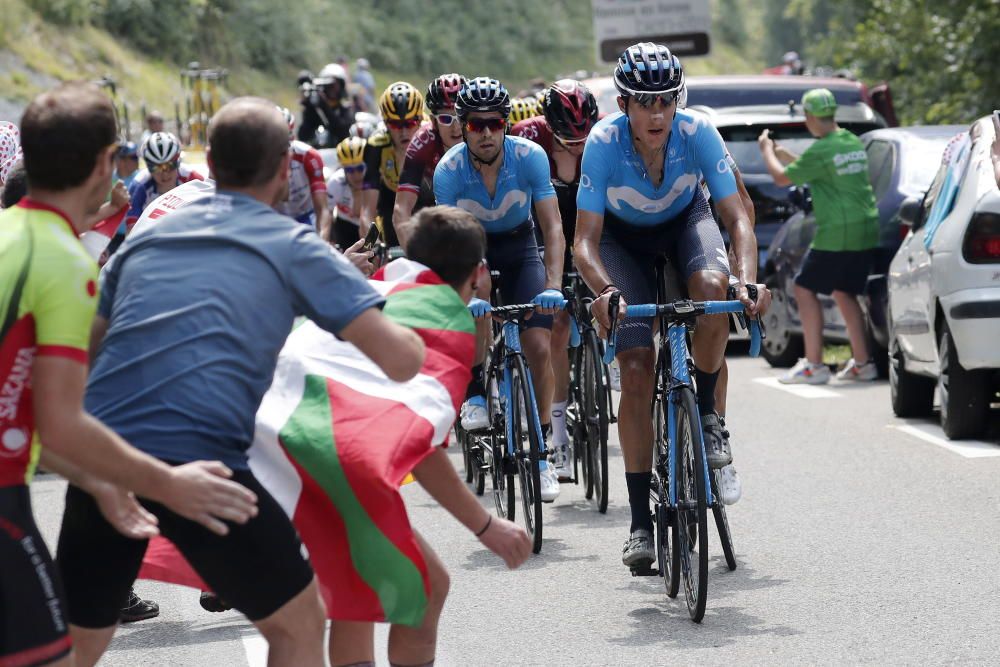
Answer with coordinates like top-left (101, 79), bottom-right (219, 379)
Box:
top-left (327, 136), bottom-right (367, 248)
top-left (359, 82), bottom-right (425, 247)
top-left (508, 96), bottom-right (540, 125)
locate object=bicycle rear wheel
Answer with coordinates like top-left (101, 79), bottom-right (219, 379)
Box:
top-left (488, 369), bottom-right (514, 520)
top-left (710, 470), bottom-right (737, 571)
top-left (511, 357), bottom-right (544, 554)
top-left (674, 386), bottom-right (708, 622)
top-left (582, 330), bottom-right (609, 513)
top-left (568, 343), bottom-right (592, 497)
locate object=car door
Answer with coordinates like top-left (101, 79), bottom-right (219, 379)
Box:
top-left (890, 162), bottom-right (946, 362)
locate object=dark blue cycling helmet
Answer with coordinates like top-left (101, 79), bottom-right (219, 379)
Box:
top-left (117, 141), bottom-right (138, 158)
top-left (455, 77), bottom-right (512, 120)
top-left (613, 42), bottom-right (685, 98)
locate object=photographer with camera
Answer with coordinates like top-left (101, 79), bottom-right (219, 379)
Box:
top-left (298, 63), bottom-right (355, 148)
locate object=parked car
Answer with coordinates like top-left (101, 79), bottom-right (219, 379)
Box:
top-left (761, 125), bottom-right (964, 370)
top-left (888, 112), bottom-right (1000, 439)
top-left (582, 75), bottom-right (897, 127)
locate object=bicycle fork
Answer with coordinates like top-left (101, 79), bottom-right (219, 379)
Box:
top-left (502, 321), bottom-right (548, 469)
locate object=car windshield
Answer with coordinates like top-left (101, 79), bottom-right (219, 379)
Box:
top-left (718, 125), bottom-right (816, 174)
top-left (687, 85), bottom-right (864, 109)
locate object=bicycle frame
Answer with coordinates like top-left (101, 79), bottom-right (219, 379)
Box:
top-left (498, 320), bottom-right (547, 462)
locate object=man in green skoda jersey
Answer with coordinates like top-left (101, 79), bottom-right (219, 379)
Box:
top-left (759, 87), bottom-right (880, 384)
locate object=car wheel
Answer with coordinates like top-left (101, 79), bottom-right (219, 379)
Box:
top-left (761, 276), bottom-right (804, 368)
top-left (868, 322), bottom-right (889, 379)
top-left (937, 322), bottom-right (990, 439)
top-left (889, 329), bottom-right (933, 418)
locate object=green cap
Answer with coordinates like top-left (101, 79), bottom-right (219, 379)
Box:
top-left (802, 88), bottom-right (837, 117)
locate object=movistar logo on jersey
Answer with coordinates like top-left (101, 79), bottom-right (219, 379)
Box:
top-left (457, 190), bottom-right (527, 221)
top-left (607, 174), bottom-right (697, 213)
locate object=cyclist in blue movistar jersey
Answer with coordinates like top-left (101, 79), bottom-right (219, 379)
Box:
top-left (573, 43), bottom-right (764, 569)
top-left (434, 76), bottom-right (566, 502)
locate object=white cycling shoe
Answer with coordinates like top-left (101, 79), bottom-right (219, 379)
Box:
top-left (539, 464), bottom-right (560, 503)
top-left (460, 396), bottom-right (489, 431)
top-left (550, 442), bottom-right (573, 481)
top-left (717, 464), bottom-right (742, 505)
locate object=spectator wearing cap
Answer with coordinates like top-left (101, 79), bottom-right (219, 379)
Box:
top-left (758, 88), bottom-right (880, 384)
top-left (114, 141), bottom-right (140, 190)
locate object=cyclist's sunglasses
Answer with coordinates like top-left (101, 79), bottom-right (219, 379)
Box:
top-left (632, 90), bottom-right (679, 109)
top-left (149, 161), bottom-right (179, 174)
top-left (434, 113), bottom-right (457, 126)
top-left (343, 164), bottom-right (365, 174)
top-left (386, 119), bottom-right (421, 130)
top-left (465, 117), bottom-right (507, 133)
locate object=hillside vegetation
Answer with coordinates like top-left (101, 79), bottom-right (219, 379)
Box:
top-left (1, 0), bottom-right (994, 125)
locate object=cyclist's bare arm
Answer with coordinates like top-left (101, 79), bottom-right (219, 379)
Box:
top-left (574, 209), bottom-right (625, 331)
top-left (715, 193), bottom-right (760, 313)
top-left (312, 190), bottom-right (333, 240)
top-left (392, 189), bottom-right (419, 248)
top-left (359, 189), bottom-right (379, 237)
top-left (535, 197), bottom-right (565, 292)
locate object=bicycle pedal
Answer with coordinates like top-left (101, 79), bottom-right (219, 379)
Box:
top-left (629, 565), bottom-right (660, 577)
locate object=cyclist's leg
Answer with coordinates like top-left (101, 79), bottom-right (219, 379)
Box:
top-left (328, 621), bottom-right (375, 666)
top-left (459, 256), bottom-right (494, 430)
top-left (386, 531), bottom-right (449, 666)
top-left (598, 222), bottom-right (658, 542)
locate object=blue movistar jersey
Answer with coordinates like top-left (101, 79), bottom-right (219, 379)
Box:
top-left (577, 110), bottom-right (737, 227)
top-left (433, 135), bottom-right (556, 234)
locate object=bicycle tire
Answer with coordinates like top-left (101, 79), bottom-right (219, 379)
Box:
top-left (458, 425), bottom-right (473, 484)
top-left (710, 470), bottom-right (737, 571)
top-left (488, 369), bottom-right (514, 520)
top-left (583, 330), bottom-right (609, 513)
top-left (568, 342), bottom-right (592, 497)
top-left (674, 386), bottom-right (708, 623)
top-left (654, 381), bottom-right (680, 599)
top-left (511, 356), bottom-right (544, 554)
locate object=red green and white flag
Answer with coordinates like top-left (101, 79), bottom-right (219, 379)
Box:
top-left (139, 259), bottom-right (475, 626)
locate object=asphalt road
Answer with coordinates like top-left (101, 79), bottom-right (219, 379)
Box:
top-left (31, 354), bottom-right (1000, 666)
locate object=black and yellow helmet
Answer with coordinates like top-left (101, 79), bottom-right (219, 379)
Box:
top-left (379, 82), bottom-right (424, 121)
top-left (335, 136), bottom-right (366, 167)
top-left (508, 97), bottom-right (540, 124)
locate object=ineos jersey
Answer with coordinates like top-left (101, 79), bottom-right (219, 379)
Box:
top-left (577, 110), bottom-right (737, 226)
top-left (398, 125), bottom-right (445, 209)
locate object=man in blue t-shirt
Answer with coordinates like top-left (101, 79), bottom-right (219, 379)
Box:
top-left (56, 98), bottom-right (427, 667)
top-left (574, 44), bottom-right (765, 570)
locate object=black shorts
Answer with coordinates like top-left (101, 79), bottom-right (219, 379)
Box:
top-left (794, 248), bottom-right (873, 296)
top-left (0, 486), bottom-right (73, 667)
top-left (57, 467), bottom-right (314, 628)
top-left (376, 183), bottom-right (400, 247)
top-left (487, 223), bottom-right (552, 330)
top-left (599, 189), bottom-right (730, 352)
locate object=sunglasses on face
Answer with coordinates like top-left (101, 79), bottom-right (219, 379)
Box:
top-left (434, 113), bottom-right (457, 126)
top-left (149, 161), bottom-right (179, 174)
top-left (633, 90), bottom-right (679, 109)
top-left (465, 117), bottom-right (507, 134)
top-left (343, 164), bottom-right (365, 174)
top-left (386, 119), bottom-right (421, 130)
top-left (555, 133), bottom-right (588, 146)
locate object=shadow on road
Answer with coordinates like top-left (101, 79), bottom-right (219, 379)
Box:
top-left (607, 562), bottom-right (798, 648)
top-left (108, 617), bottom-right (256, 652)
top-left (462, 538), bottom-right (599, 572)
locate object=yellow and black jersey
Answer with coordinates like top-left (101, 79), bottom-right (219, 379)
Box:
top-left (361, 129), bottom-right (401, 192)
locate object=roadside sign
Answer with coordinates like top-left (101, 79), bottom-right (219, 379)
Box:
top-left (592, 0), bottom-right (712, 63)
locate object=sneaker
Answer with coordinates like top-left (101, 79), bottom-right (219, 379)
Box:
top-left (539, 464), bottom-right (561, 502)
top-left (199, 591), bottom-right (232, 613)
top-left (608, 359), bottom-right (622, 392)
top-left (701, 412), bottom-right (731, 469)
top-left (120, 588), bottom-right (159, 623)
top-left (551, 442), bottom-right (573, 481)
top-left (778, 358), bottom-right (831, 385)
top-left (836, 358), bottom-right (877, 382)
top-left (621, 528), bottom-right (655, 569)
top-left (717, 464), bottom-right (742, 505)
top-left (460, 396), bottom-right (489, 430)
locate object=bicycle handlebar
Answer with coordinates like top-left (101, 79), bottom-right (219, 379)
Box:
top-left (602, 294), bottom-right (763, 364)
top-left (471, 301), bottom-right (581, 348)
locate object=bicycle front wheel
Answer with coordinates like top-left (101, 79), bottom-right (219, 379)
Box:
top-left (487, 369), bottom-right (514, 520)
top-left (674, 387), bottom-right (708, 622)
top-left (511, 357), bottom-right (544, 554)
top-left (710, 470), bottom-right (736, 571)
top-left (583, 330), bottom-right (609, 513)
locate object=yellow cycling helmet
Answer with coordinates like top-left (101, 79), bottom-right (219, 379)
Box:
top-left (508, 97), bottom-right (540, 124)
top-left (336, 136), bottom-right (366, 167)
top-left (379, 82), bottom-right (424, 121)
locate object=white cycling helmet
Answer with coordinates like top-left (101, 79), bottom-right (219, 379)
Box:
top-left (314, 63), bottom-right (348, 86)
top-left (349, 121), bottom-right (377, 139)
top-left (142, 132), bottom-right (181, 165)
top-left (278, 106), bottom-right (296, 140)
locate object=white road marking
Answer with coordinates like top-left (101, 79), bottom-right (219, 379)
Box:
top-left (241, 632), bottom-right (267, 667)
top-left (892, 422), bottom-right (1000, 458)
top-left (752, 376), bottom-right (842, 399)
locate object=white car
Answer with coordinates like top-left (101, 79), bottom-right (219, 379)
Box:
top-left (888, 112), bottom-right (1000, 438)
